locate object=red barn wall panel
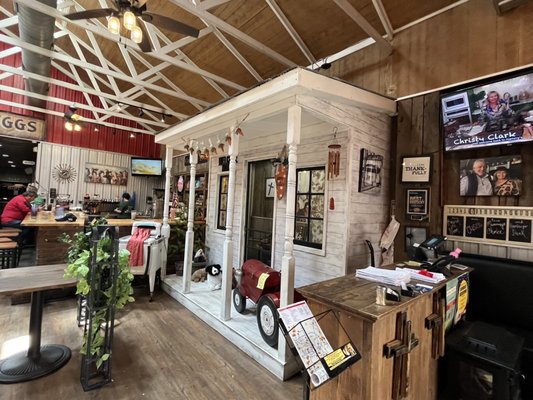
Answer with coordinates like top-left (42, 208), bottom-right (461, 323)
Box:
top-left (0, 43), bottom-right (161, 158)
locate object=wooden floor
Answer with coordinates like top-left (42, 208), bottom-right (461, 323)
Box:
top-left (0, 288), bottom-right (303, 400)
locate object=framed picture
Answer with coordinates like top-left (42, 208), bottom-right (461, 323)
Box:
top-left (459, 155), bottom-right (522, 197)
top-left (266, 178), bottom-right (275, 198)
top-left (358, 148), bottom-right (384, 193)
top-left (84, 162), bottom-right (128, 186)
top-left (405, 226), bottom-right (428, 251)
top-left (406, 188), bottom-right (429, 217)
top-left (401, 156), bottom-right (431, 183)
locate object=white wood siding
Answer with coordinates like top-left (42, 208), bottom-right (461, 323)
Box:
top-left (36, 142), bottom-right (164, 213)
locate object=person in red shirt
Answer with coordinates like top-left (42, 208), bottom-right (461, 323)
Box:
top-left (1, 190), bottom-right (37, 244)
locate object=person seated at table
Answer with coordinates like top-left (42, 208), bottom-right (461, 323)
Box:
top-left (113, 192), bottom-right (132, 219)
top-left (1, 190), bottom-right (38, 245)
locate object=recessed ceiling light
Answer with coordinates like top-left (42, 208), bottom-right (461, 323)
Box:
top-left (8, 160), bottom-right (13, 164)
top-left (0, 144), bottom-right (3, 147)
top-left (2, 154), bottom-right (9, 157)
top-left (10, 165), bottom-right (16, 168)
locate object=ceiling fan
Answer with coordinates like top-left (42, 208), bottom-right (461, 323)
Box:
top-left (64, 0), bottom-right (200, 52)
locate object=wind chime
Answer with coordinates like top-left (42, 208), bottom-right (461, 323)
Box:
top-left (274, 145), bottom-right (288, 200)
top-left (328, 127), bottom-right (341, 180)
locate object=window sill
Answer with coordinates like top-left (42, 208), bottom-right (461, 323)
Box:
top-left (294, 244), bottom-right (325, 257)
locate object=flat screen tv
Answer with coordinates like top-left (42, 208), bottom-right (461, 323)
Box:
top-left (131, 158), bottom-right (163, 176)
top-left (441, 69), bottom-right (533, 151)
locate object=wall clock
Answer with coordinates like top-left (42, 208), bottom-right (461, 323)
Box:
top-left (52, 163), bottom-right (77, 183)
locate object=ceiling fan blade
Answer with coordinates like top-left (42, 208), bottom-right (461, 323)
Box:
top-left (141, 12), bottom-right (199, 38)
top-left (64, 8), bottom-right (115, 20)
top-left (137, 18), bottom-right (154, 53)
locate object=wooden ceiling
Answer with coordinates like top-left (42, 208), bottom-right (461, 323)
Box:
top-left (0, 0), bottom-right (503, 135)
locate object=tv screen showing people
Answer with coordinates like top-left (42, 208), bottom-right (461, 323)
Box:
top-left (442, 70), bottom-right (533, 151)
top-left (459, 155), bottom-right (522, 197)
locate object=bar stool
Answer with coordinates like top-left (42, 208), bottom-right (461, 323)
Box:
top-left (0, 240), bottom-right (18, 268)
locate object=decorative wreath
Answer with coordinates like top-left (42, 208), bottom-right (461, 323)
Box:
top-left (52, 163), bottom-right (77, 183)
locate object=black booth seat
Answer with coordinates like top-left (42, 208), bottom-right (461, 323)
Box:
top-left (442, 253), bottom-right (533, 399)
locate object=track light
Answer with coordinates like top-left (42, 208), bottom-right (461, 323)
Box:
top-left (130, 133), bottom-right (135, 138)
top-left (138, 108), bottom-right (144, 117)
top-left (160, 113), bottom-right (165, 123)
top-left (116, 103), bottom-right (122, 111)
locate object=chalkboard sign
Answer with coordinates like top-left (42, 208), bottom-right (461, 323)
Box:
top-left (447, 216), bottom-right (464, 236)
top-left (509, 219), bottom-right (532, 243)
top-left (465, 217), bottom-right (484, 238)
top-left (486, 218), bottom-right (507, 241)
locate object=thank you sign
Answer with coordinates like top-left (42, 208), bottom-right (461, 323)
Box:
top-left (0, 111), bottom-right (45, 140)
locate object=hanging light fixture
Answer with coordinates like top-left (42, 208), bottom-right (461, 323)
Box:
top-left (123, 10), bottom-right (136, 30)
top-left (64, 105), bottom-right (82, 132)
top-left (108, 15), bottom-right (120, 34)
top-left (130, 25), bottom-right (143, 44)
top-left (327, 127), bottom-right (341, 179)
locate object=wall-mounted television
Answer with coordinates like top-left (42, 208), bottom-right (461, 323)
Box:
top-left (131, 158), bottom-right (163, 176)
top-left (442, 69), bottom-right (533, 151)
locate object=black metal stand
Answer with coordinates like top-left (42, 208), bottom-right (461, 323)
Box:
top-left (80, 226), bottom-right (119, 391)
top-left (0, 291), bottom-right (71, 383)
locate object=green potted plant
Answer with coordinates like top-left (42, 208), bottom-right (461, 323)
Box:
top-left (59, 218), bottom-right (134, 370)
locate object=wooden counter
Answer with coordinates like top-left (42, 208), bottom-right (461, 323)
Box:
top-left (21, 213), bottom-right (171, 265)
top-left (297, 267), bottom-right (470, 400)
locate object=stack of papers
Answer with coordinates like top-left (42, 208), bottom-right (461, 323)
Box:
top-left (355, 267), bottom-right (411, 286)
top-left (396, 267), bottom-right (446, 284)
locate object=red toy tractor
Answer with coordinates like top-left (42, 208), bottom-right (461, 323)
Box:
top-left (232, 259), bottom-right (283, 347)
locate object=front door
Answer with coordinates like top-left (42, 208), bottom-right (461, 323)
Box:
top-left (244, 160), bottom-right (275, 265)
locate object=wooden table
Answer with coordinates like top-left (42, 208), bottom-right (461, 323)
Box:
top-left (0, 264), bottom-right (76, 383)
top-left (297, 267), bottom-right (471, 400)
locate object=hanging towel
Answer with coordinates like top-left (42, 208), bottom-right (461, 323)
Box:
top-left (127, 227), bottom-right (152, 267)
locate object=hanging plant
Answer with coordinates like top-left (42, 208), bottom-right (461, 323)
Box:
top-left (59, 218), bottom-right (134, 370)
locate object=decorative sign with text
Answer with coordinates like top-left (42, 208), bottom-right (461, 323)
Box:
top-left (401, 155), bottom-right (431, 183)
top-left (0, 111), bottom-right (45, 140)
top-left (443, 205), bottom-right (533, 249)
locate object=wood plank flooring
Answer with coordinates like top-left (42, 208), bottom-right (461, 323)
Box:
top-left (0, 289), bottom-right (303, 400)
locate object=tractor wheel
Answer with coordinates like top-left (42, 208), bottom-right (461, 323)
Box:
top-left (232, 287), bottom-right (247, 314)
top-left (257, 295), bottom-right (279, 348)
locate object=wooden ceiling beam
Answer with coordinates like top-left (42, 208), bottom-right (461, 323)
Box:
top-left (371, 0), bottom-right (394, 40)
top-left (0, 62), bottom-right (189, 120)
top-left (265, 0), bottom-right (316, 64)
top-left (170, 0), bottom-right (298, 68)
top-left (332, 0), bottom-right (392, 55)
top-left (15, 0), bottom-right (246, 91)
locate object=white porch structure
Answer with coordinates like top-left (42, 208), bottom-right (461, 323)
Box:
top-left (156, 67), bottom-right (396, 379)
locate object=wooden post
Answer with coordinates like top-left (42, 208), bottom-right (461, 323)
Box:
top-left (221, 129), bottom-right (239, 320)
top-left (161, 145), bottom-right (173, 280)
top-left (278, 105), bottom-right (301, 354)
top-left (183, 151), bottom-right (198, 294)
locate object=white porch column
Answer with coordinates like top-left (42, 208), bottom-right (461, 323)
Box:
top-left (221, 130), bottom-right (239, 320)
top-left (161, 145), bottom-right (173, 281)
top-left (183, 151), bottom-right (198, 294)
top-left (277, 105), bottom-right (301, 353)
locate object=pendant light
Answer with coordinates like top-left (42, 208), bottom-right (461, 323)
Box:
top-left (130, 25), bottom-right (143, 44)
top-left (108, 16), bottom-right (120, 35)
top-left (123, 10), bottom-right (136, 30)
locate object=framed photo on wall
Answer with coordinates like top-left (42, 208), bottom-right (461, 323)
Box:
top-left (406, 188), bottom-right (430, 218)
top-left (401, 156), bottom-right (431, 183)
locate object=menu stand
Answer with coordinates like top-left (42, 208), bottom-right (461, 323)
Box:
top-left (278, 302), bottom-right (362, 398)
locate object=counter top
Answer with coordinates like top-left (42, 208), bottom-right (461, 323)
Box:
top-left (21, 211), bottom-right (86, 227)
top-left (297, 265), bottom-right (470, 322)
top-left (21, 212), bottom-right (176, 228)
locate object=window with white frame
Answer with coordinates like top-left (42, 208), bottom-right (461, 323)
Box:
top-left (294, 167), bottom-right (325, 249)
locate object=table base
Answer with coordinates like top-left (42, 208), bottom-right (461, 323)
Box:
top-left (0, 344), bottom-right (71, 383)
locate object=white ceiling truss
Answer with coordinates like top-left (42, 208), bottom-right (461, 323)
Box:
top-left (0, 0), bottom-right (475, 135)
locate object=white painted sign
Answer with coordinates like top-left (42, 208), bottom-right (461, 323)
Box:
top-left (0, 111), bottom-right (45, 140)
